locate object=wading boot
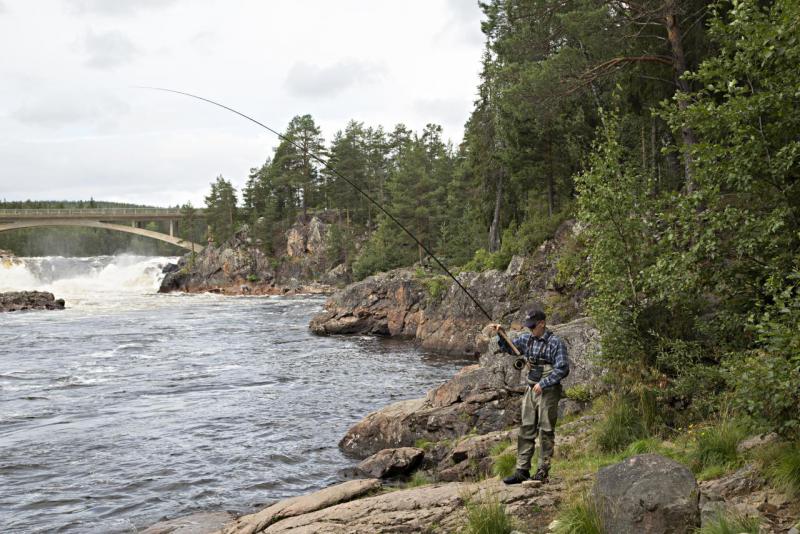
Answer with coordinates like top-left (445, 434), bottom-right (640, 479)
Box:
top-left (502, 469), bottom-right (530, 485)
top-left (531, 465), bottom-right (549, 483)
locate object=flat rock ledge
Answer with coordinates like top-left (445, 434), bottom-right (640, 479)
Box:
top-left (0, 291), bottom-right (65, 312)
top-left (215, 477), bottom-right (560, 534)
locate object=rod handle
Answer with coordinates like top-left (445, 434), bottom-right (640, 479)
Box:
top-left (496, 326), bottom-right (522, 356)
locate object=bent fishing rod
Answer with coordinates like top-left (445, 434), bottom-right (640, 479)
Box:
top-left (140, 87), bottom-right (522, 356)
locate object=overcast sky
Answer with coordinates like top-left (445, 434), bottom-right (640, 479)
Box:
top-left (0, 0), bottom-right (485, 207)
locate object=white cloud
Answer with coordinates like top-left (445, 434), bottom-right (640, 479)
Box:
top-left (64, 0), bottom-right (179, 16)
top-left (11, 92), bottom-right (129, 128)
top-left (414, 97), bottom-right (474, 129)
top-left (285, 60), bottom-right (385, 98)
top-left (82, 29), bottom-right (139, 69)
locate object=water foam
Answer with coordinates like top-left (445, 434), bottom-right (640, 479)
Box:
top-left (0, 255), bottom-right (178, 308)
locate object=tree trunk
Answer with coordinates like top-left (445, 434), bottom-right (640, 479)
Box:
top-left (547, 137), bottom-right (555, 217)
top-left (664, 0), bottom-right (697, 191)
top-left (488, 172), bottom-right (503, 252)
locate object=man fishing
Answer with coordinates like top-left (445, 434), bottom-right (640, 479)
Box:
top-left (488, 305), bottom-right (569, 484)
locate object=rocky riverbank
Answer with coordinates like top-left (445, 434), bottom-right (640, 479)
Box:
top-left (159, 215), bottom-right (352, 295)
top-left (309, 221), bottom-right (586, 356)
top-left (0, 291), bottom-right (65, 312)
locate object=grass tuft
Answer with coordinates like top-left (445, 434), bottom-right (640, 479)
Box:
top-left (594, 395), bottom-right (648, 453)
top-left (757, 441), bottom-right (800, 497)
top-left (405, 470), bottom-right (433, 488)
top-left (491, 450), bottom-right (517, 479)
top-left (695, 509), bottom-right (760, 534)
top-left (462, 496), bottom-right (515, 534)
top-left (552, 493), bottom-right (604, 534)
top-left (690, 420), bottom-right (747, 474)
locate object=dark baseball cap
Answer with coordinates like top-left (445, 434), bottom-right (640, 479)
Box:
top-left (523, 306), bottom-right (546, 328)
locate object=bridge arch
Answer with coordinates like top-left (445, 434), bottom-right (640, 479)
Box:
top-left (0, 219), bottom-right (204, 252)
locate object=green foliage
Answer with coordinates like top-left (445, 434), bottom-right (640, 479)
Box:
top-left (246, 274), bottom-right (260, 283)
top-left (204, 175), bottom-right (239, 244)
top-left (726, 271), bottom-right (800, 438)
top-left (462, 248), bottom-right (505, 273)
top-left (420, 275), bottom-right (450, 301)
top-left (461, 497), bottom-right (515, 534)
top-left (565, 384), bottom-right (592, 403)
top-left (695, 509), bottom-right (760, 534)
top-left (757, 442), bottom-right (800, 497)
top-left (489, 440), bottom-right (512, 457)
top-left (414, 438), bottom-right (433, 451)
top-left (552, 493), bottom-right (604, 534)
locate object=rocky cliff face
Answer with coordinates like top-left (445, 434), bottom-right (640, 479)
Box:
top-left (310, 221), bottom-right (586, 355)
top-left (160, 215), bottom-right (353, 294)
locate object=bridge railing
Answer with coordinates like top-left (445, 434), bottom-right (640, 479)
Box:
top-left (0, 208), bottom-right (204, 218)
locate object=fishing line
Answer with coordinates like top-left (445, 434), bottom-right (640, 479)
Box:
top-left (138, 87), bottom-right (497, 323)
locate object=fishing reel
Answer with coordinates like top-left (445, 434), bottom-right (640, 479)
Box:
top-left (513, 357), bottom-right (526, 370)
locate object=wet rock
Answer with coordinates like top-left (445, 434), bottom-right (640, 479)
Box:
top-left (221, 479), bottom-right (381, 534)
top-left (592, 454), bottom-right (700, 534)
top-left (0, 291), bottom-right (65, 312)
top-left (355, 447), bottom-right (424, 478)
top-left (142, 511), bottom-right (234, 534)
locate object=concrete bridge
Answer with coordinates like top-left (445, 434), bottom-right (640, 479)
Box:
top-left (0, 208), bottom-right (205, 251)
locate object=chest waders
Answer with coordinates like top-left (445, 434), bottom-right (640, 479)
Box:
top-left (517, 332), bottom-right (561, 477)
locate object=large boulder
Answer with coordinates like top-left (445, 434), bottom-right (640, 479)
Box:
top-left (339, 317), bottom-right (601, 458)
top-left (0, 291), bottom-right (65, 312)
top-left (591, 454), bottom-right (700, 534)
top-left (355, 447), bottom-right (424, 479)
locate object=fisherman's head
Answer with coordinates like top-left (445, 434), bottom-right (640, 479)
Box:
top-left (523, 305), bottom-right (546, 337)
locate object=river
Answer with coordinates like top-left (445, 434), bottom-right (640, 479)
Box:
top-left (0, 256), bottom-right (471, 533)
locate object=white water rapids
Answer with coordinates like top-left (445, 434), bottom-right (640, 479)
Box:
top-left (0, 255), bottom-right (177, 309)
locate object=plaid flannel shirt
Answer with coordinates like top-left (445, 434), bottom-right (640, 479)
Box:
top-left (498, 329), bottom-right (570, 388)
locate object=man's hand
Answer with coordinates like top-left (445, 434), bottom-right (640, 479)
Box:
top-left (532, 383), bottom-right (543, 395)
top-left (487, 323), bottom-right (503, 334)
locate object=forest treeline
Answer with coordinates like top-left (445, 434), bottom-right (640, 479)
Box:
top-left (201, 0), bottom-right (799, 438)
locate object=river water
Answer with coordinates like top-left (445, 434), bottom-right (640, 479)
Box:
top-left (0, 256), bottom-right (471, 533)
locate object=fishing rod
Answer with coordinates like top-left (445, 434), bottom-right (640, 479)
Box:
top-left (140, 87), bottom-right (522, 356)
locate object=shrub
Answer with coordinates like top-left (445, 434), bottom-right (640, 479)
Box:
top-left (565, 384), bottom-right (592, 403)
top-left (594, 395), bottom-right (648, 453)
top-left (414, 438), bottom-right (433, 451)
top-left (422, 275), bottom-right (450, 300)
top-left (758, 442), bottom-right (800, 497)
top-left (695, 509), bottom-right (760, 534)
top-left (552, 493), bottom-right (604, 534)
top-left (246, 273), bottom-right (260, 282)
top-left (690, 420), bottom-right (747, 474)
top-left (462, 497), bottom-right (515, 534)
